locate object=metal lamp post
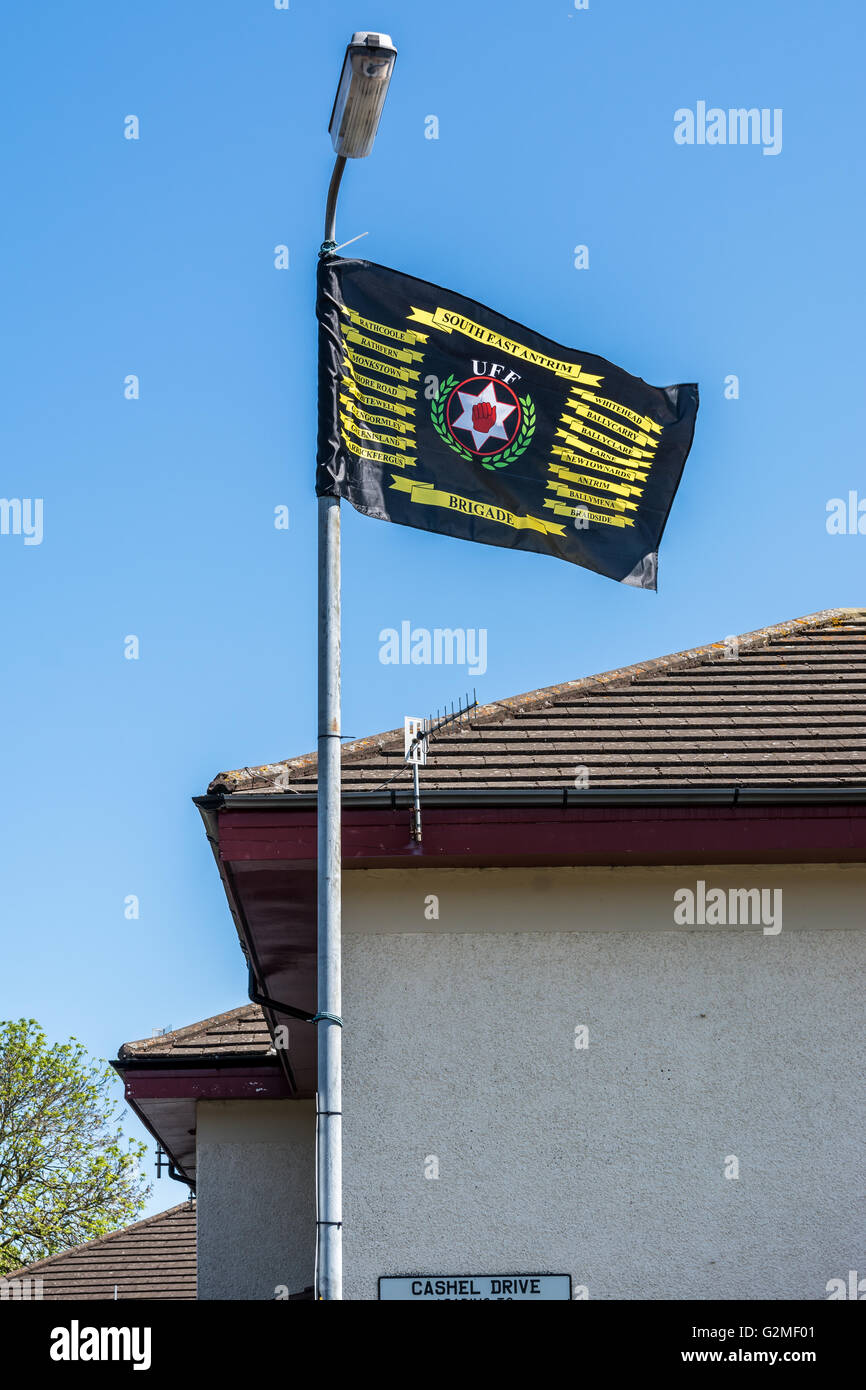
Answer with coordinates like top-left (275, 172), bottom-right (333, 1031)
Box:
top-left (316, 31), bottom-right (397, 1302)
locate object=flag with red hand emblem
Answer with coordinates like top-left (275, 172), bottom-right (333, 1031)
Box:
top-left (317, 256), bottom-right (698, 588)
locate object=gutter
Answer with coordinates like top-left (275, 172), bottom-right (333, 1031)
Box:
top-left (195, 785), bottom-right (866, 813)
top-left (112, 1054), bottom-right (281, 1072)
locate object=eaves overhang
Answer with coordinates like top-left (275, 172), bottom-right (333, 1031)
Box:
top-left (195, 787), bottom-right (866, 1100)
top-left (112, 1056), bottom-right (292, 1189)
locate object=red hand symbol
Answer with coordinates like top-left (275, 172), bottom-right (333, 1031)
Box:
top-left (472, 400), bottom-right (496, 434)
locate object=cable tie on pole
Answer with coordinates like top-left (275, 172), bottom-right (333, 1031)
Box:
top-left (316, 1110), bottom-right (342, 1117)
top-left (319, 239), bottom-right (337, 259)
top-left (331, 231), bottom-right (368, 253)
top-left (310, 1011), bottom-right (343, 1027)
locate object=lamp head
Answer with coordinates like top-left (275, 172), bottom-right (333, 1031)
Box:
top-left (328, 32), bottom-right (397, 158)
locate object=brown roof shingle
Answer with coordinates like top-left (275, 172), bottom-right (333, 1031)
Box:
top-left (4, 1203), bottom-right (196, 1300)
top-left (208, 607), bottom-right (866, 795)
top-left (118, 1004), bottom-right (271, 1061)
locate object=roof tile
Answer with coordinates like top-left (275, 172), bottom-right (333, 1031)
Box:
top-left (208, 607), bottom-right (866, 795)
top-left (118, 1004), bottom-right (271, 1060)
top-left (4, 1203), bottom-right (196, 1300)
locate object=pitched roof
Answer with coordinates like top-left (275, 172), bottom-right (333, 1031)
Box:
top-left (208, 606), bottom-right (866, 795)
top-left (118, 1004), bottom-right (272, 1062)
top-left (3, 1203), bottom-right (195, 1300)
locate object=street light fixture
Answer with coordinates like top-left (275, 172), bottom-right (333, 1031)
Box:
top-left (323, 33), bottom-right (397, 252)
top-left (328, 32), bottom-right (397, 159)
top-left (316, 32), bottom-right (397, 1303)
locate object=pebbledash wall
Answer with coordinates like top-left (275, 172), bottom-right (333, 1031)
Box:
top-left (196, 1100), bottom-right (315, 1300)
top-left (197, 863), bottom-right (866, 1300)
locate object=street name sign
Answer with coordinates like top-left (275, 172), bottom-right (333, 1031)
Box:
top-left (378, 1274), bottom-right (572, 1301)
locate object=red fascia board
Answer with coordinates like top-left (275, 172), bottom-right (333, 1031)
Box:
top-left (121, 1066), bottom-right (293, 1103)
top-left (217, 803), bottom-right (866, 867)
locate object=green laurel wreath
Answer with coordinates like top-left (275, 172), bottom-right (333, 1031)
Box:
top-left (431, 375), bottom-right (537, 470)
top-left (480, 394), bottom-right (536, 469)
top-left (431, 375), bottom-right (474, 460)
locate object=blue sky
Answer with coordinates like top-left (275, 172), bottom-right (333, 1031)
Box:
top-left (1, 0), bottom-right (862, 1214)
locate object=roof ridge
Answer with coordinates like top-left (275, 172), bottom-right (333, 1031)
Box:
top-left (207, 606), bottom-right (864, 795)
top-left (118, 1002), bottom-right (262, 1058)
top-left (3, 1202), bottom-right (194, 1279)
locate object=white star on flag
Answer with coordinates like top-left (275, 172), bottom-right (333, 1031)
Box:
top-left (451, 382), bottom-right (517, 451)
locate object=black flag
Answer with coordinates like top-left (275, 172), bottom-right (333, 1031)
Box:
top-left (317, 256), bottom-right (698, 589)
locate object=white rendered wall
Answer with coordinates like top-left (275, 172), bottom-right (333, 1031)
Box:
top-left (340, 864), bottom-right (866, 1300)
top-left (196, 1099), bottom-right (314, 1300)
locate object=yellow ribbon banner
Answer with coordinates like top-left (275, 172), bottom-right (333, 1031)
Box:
top-left (343, 373), bottom-right (416, 407)
top-left (544, 499), bottom-right (634, 528)
top-left (340, 397), bottom-right (415, 435)
top-left (406, 306), bottom-right (603, 386)
top-left (340, 306), bottom-right (428, 346)
top-left (345, 443), bottom-right (416, 470)
top-left (549, 452), bottom-right (647, 489)
top-left (555, 426), bottom-right (653, 463)
top-left (340, 413), bottom-right (413, 451)
top-left (548, 463), bottom-right (643, 500)
top-left (559, 419), bottom-right (655, 460)
top-left (551, 436), bottom-right (652, 470)
top-left (569, 388), bottom-right (663, 435)
top-left (343, 328), bottom-right (424, 365)
top-left (390, 475), bottom-right (565, 536)
top-left (344, 348), bottom-right (420, 383)
top-left (547, 481), bottom-right (636, 513)
top-left (563, 402), bottom-right (658, 450)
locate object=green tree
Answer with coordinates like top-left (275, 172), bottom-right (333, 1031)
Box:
top-left (0, 1019), bottom-right (150, 1274)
